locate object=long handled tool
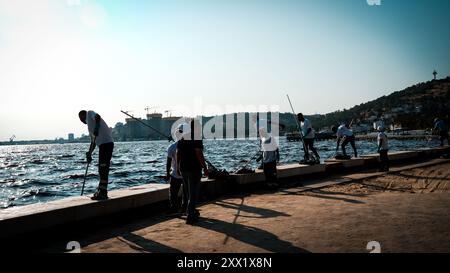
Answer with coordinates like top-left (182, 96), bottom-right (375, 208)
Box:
top-left (235, 149), bottom-right (262, 173)
top-left (349, 118), bottom-right (355, 128)
top-left (80, 160), bottom-right (90, 196)
top-left (81, 136), bottom-right (96, 196)
top-left (120, 110), bottom-right (174, 142)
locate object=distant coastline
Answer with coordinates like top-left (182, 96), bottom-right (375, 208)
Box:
top-left (1, 132), bottom-right (438, 147)
top-left (0, 139), bottom-right (91, 146)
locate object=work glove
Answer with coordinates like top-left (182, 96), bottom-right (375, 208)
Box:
top-left (86, 152), bottom-right (93, 163)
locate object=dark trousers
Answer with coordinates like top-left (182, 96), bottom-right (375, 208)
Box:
top-left (342, 136), bottom-right (358, 157)
top-left (439, 131), bottom-right (450, 147)
top-left (304, 138), bottom-right (320, 160)
top-left (169, 176), bottom-right (188, 211)
top-left (181, 171), bottom-right (202, 217)
top-left (98, 142), bottom-right (114, 191)
top-left (379, 150), bottom-right (389, 171)
top-left (263, 161), bottom-right (278, 185)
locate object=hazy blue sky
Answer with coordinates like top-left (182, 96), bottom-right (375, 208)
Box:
top-left (1, 0), bottom-right (449, 140)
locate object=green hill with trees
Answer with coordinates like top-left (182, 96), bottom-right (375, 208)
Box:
top-left (302, 76), bottom-right (450, 131)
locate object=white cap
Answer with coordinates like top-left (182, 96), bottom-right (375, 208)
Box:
top-left (175, 123), bottom-right (190, 140)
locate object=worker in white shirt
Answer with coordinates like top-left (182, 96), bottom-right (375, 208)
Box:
top-left (433, 118), bottom-right (449, 147)
top-left (257, 120), bottom-right (280, 189)
top-left (297, 113), bottom-right (320, 163)
top-left (166, 123), bottom-right (190, 213)
top-left (377, 126), bottom-right (389, 171)
top-left (333, 122), bottom-right (358, 158)
top-left (78, 110), bottom-right (114, 200)
top-left (252, 117), bottom-right (280, 189)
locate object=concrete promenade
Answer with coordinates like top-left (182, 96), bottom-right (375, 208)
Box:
top-left (44, 158), bottom-right (450, 253)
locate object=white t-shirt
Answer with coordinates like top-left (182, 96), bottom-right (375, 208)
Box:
top-left (378, 132), bottom-right (389, 151)
top-left (167, 142), bottom-right (182, 179)
top-left (86, 110), bottom-right (114, 146)
top-left (337, 125), bottom-right (354, 138)
top-left (301, 118), bottom-right (315, 139)
top-left (261, 135), bottom-right (279, 164)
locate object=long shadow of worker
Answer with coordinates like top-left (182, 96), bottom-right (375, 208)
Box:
top-left (56, 214), bottom-right (185, 253)
top-left (195, 217), bottom-right (310, 253)
top-left (396, 173), bottom-right (450, 182)
top-left (279, 189), bottom-right (365, 204)
top-left (213, 200), bottom-right (290, 219)
top-left (359, 182), bottom-right (410, 193)
top-left (117, 232), bottom-right (183, 253)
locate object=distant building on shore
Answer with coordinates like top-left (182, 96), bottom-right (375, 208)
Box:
top-left (68, 133), bottom-right (75, 142)
top-left (113, 111), bottom-right (283, 141)
top-left (114, 112), bottom-right (182, 141)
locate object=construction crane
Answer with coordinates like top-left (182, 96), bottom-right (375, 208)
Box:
top-left (164, 110), bottom-right (173, 118)
top-left (9, 135), bottom-right (16, 143)
top-left (145, 106), bottom-right (159, 115)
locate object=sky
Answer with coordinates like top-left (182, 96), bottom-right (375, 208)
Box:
top-left (0, 0), bottom-right (449, 141)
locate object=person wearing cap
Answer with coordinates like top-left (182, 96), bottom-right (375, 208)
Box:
top-left (255, 118), bottom-right (280, 189)
top-left (78, 110), bottom-right (114, 200)
top-left (433, 118), bottom-right (449, 147)
top-left (377, 126), bottom-right (389, 172)
top-left (332, 123), bottom-right (358, 158)
top-left (297, 113), bottom-right (320, 163)
top-left (166, 123), bottom-right (189, 213)
top-left (176, 119), bottom-right (209, 224)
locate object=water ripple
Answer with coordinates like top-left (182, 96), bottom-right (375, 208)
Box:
top-left (0, 138), bottom-right (441, 208)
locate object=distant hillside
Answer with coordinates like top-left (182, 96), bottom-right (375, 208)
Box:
top-left (303, 76), bottom-right (450, 131)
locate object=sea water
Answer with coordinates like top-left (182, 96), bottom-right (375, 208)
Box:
top-left (0, 137), bottom-right (442, 209)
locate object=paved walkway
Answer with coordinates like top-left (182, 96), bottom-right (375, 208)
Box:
top-left (47, 159), bottom-right (450, 253)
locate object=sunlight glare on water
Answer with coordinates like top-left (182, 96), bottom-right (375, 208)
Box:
top-left (0, 138), bottom-right (442, 209)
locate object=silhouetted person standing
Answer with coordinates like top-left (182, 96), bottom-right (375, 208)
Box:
top-left (166, 123), bottom-right (189, 213)
top-left (434, 118), bottom-right (449, 147)
top-left (177, 119), bottom-right (208, 225)
top-left (298, 113), bottom-right (320, 163)
top-left (78, 110), bottom-right (114, 200)
top-left (377, 126), bottom-right (389, 171)
top-left (258, 123), bottom-right (280, 189)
